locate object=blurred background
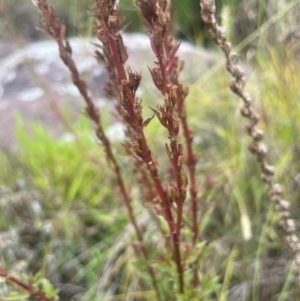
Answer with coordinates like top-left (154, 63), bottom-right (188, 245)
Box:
top-left (0, 0), bottom-right (281, 45)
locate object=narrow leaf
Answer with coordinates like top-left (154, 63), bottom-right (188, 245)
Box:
top-left (165, 143), bottom-right (173, 160)
top-left (149, 107), bottom-right (162, 123)
top-left (143, 114), bottom-right (155, 127)
top-left (166, 41), bottom-right (181, 72)
top-left (147, 32), bottom-right (158, 56)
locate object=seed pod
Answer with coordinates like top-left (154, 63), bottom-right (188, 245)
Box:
top-left (108, 15), bottom-right (117, 29)
top-left (148, 65), bottom-right (163, 91)
top-left (115, 34), bottom-right (128, 63)
top-left (170, 136), bottom-right (177, 151)
top-left (164, 93), bottom-right (171, 108)
top-left (156, 7), bottom-right (166, 27)
top-left (128, 69), bottom-right (142, 93)
top-left (140, 0), bottom-right (157, 25)
top-left (152, 27), bottom-right (164, 54)
top-left (177, 155), bottom-right (184, 169)
top-left (165, 143), bottom-right (173, 160)
top-left (96, 27), bottom-right (109, 47)
top-left (158, 0), bottom-right (167, 11)
top-left (177, 143), bottom-right (184, 155)
top-left (173, 117), bottom-right (180, 135)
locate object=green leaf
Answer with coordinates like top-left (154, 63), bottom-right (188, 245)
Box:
top-left (3, 291), bottom-right (29, 301)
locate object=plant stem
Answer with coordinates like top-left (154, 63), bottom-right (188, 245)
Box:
top-left (0, 267), bottom-right (54, 301)
top-left (33, 1), bottom-right (162, 299)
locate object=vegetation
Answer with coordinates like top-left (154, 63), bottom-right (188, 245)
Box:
top-left (1, 0), bottom-right (300, 300)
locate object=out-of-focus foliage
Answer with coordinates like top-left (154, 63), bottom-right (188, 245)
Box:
top-left (0, 0), bottom-right (258, 42)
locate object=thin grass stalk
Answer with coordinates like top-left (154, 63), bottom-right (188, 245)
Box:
top-left (32, 1), bottom-right (161, 298)
top-left (200, 0), bottom-right (300, 280)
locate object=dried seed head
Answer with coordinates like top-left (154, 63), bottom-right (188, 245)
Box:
top-left (131, 139), bottom-right (140, 156)
top-left (149, 65), bottom-right (163, 90)
top-left (170, 136), bottom-right (177, 152)
top-left (180, 185), bottom-right (187, 201)
top-left (286, 235), bottom-right (300, 252)
top-left (243, 93), bottom-right (252, 105)
top-left (147, 159), bottom-right (158, 172)
top-left (278, 210), bottom-right (290, 218)
top-left (251, 128), bottom-right (264, 141)
top-left (168, 183), bottom-right (180, 200)
top-left (172, 117), bottom-right (180, 135)
top-left (200, 0), bottom-right (216, 24)
top-left (201, 0), bottom-right (216, 14)
top-left (170, 85), bottom-right (178, 106)
top-left (261, 163), bottom-right (275, 176)
top-left (153, 26), bottom-right (164, 53)
top-left (94, 0), bottom-right (109, 20)
top-left (177, 155), bottom-right (184, 169)
top-left (229, 80), bottom-right (243, 97)
top-left (134, 99), bottom-right (143, 125)
top-left (158, 0), bottom-right (167, 11)
top-left (250, 112), bottom-right (259, 125)
top-left (249, 142), bottom-right (267, 159)
top-left (164, 93), bottom-right (171, 108)
top-left (177, 143), bottom-right (184, 155)
top-left (95, 26), bottom-right (109, 47)
top-left (115, 34), bottom-right (128, 63)
top-left (156, 5), bottom-right (167, 28)
top-left (232, 65), bottom-right (245, 81)
top-left (283, 219), bottom-right (296, 233)
top-left (240, 106), bottom-right (251, 118)
top-left (140, 0), bottom-right (157, 25)
top-left (261, 174), bottom-right (272, 184)
top-left (269, 184), bottom-right (283, 196)
top-left (279, 199), bottom-right (291, 210)
top-left (128, 69), bottom-right (142, 93)
top-left (276, 199), bottom-right (291, 218)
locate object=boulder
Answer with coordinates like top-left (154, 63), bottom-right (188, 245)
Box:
top-left (0, 34), bottom-right (216, 149)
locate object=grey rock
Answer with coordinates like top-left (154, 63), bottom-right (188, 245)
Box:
top-left (0, 34), bottom-right (216, 149)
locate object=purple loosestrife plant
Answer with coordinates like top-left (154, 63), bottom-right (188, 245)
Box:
top-left (1, 0), bottom-right (293, 300)
top-left (31, 0), bottom-right (206, 297)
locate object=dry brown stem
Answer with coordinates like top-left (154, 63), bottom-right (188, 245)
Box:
top-left (200, 0), bottom-right (300, 280)
top-left (0, 266), bottom-right (54, 301)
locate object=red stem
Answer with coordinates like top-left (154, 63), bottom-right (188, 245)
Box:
top-left (106, 23), bottom-right (184, 293)
top-left (107, 30), bottom-right (176, 234)
top-left (0, 267), bottom-right (54, 301)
